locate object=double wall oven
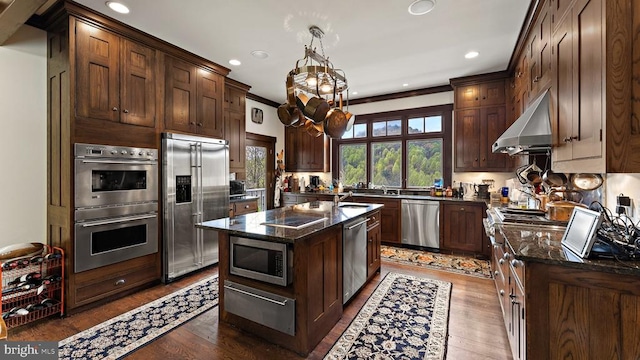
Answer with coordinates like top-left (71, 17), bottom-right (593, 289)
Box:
top-left (74, 143), bottom-right (159, 273)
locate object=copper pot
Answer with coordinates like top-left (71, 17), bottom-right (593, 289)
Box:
top-left (324, 108), bottom-right (348, 138)
top-left (304, 119), bottom-right (324, 137)
top-left (277, 103), bottom-right (301, 126)
top-left (545, 200), bottom-right (587, 221)
top-left (297, 94), bottom-right (329, 124)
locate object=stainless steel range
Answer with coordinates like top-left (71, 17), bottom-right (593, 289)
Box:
top-left (73, 143), bottom-right (159, 273)
top-left (484, 207), bottom-right (567, 244)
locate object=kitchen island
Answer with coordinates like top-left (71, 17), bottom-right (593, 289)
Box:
top-left (488, 218), bottom-right (640, 360)
top-left (198, 201), bottom-right (383, 356)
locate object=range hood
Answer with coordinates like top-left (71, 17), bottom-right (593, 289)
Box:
top-left (492, 90), bottom-right (551, 156)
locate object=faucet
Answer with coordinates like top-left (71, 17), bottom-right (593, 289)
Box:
top-left (334, 191), bottom-right (353, 205)
top-left (381, 185), bottom-right (387, 195)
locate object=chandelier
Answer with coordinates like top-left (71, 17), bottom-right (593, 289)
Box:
top-left (278, 26), bottom-right (354, 139)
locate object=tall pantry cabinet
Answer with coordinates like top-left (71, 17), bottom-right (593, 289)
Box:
top-left (41, 1), bottom-right (230, 312)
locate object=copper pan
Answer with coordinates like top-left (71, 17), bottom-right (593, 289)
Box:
top-left (324, 108), bottom-right (348, 138)
top-left (277, 103), bottom-right (301, 126)
top-left (304, 119), bottom-right (324, 137)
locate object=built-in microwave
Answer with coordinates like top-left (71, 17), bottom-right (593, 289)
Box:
top-left (229, 236), bottom-right (292, 286)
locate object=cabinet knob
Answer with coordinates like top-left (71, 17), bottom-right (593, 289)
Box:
top-left (460, 207), bottom-right (464, 211)
top-left (533, 76), bottom-right (540, 82)
top-left (499, 289), bottom-right (504, 296)
top-left (475, 97), bottom-right (479, 100)
top-left (511, 259), bottom-right (523, 268)
top-left (244, 205), bottom-right (249, 209)
top-left (190, 122), bottom-right (196, 125)
top-left (123, 109), bottom-right (129, 113)
top-left (112, 107), bottom-right (118, 111)
top-left (499, 258), bottom-right (505, 265)
top-left (494, 270), bottom-right (499, 277)
top-left (503, 252), bottom-right (511, 260)
top-left (197, 123), bottom-right (203, 127)
top-left (114, 279), bottom-right (126, 286)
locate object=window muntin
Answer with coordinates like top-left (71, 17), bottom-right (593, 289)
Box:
top-left (372, 120), bottom-right (401, 137)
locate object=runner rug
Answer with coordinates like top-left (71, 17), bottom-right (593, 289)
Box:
top-left (380, 245), bottom-right (491, 278)
top-left (58, 276), bottom-right (219, 360)
top-left (324, 272), bottom-right (451, 360)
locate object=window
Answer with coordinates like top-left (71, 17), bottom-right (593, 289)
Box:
top-left (332, 104), bottom-right (452, 189)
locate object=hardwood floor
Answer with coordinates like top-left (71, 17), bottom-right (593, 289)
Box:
top-left (9, 260), bottom-right (512, 359)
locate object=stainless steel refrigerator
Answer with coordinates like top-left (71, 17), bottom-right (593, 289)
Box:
top-left (162, 132), bottom-right (229, 282)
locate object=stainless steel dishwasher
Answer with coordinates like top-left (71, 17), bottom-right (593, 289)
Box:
top-left (401, 199), bottom-right (440, 248)
top-left (343, 216), bottom-right (368, 304)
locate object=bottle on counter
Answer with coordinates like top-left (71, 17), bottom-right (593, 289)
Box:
top-left (445, 186), bottom-right (453, 197)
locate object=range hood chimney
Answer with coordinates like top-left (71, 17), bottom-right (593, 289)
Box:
top-left (492, 90), bottom-right (551, 156)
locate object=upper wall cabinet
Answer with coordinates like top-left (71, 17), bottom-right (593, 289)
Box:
top-left (550, 0), bottom-right (636, 173)
top-left (75, 21), bottom-right (156, 128)
top-left (451, 74), bottom-right (512, 172)
top-left (284, 125), bottom-right (330, 172)
top-left (165, 55), bottom-right (224, 139)
top-left (224, 80), bottom-right (251, 175)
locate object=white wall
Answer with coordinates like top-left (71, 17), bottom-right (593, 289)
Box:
top-left (603, 174), bottom-right (640, 222)
top-left (0, 25), bottom-right (47, 248)
top-left (244, 98), bottom-right (283, 151)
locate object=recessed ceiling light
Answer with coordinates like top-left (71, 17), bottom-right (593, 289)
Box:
top-left (251, 50), bottom-right (269, 59)
top-left (465, 51), bottom-right (479, 59)
top-left (352, 91), bottom-right (358, 95)
top-left (229, 59), bottom-right (241, 66)
top-left (408, 0), bottom-right (436, 15)
top-left (403, 83), bottom-right (409, 87)
top-left (106, 1), bottom-right (129, 14)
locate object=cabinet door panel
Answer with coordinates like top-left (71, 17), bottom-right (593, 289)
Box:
top-left (226, 110), bottom-right (245, 171)
top-left (480, 81), bottom-right (506, 106)
top-left (455, 85), bottom-right (480, 109)
top-left (198, 70), bottom-right (224, 138)
top-left (75, 22), bottom-right (119, 122)
top-left (552, 16), bottom-right (573, 161)
top-left (165, 57), bottom-right (197, 133)
top-left (455, 109), bottom-right (480, 170)
top-left (572, 0), bottom-right (602, 160)
top-left (121, 39), bottom-right (155, 127)
top-left (482, 106), bottom-right (508, 169)
top-left (441, 204), bottom-right (483, 252)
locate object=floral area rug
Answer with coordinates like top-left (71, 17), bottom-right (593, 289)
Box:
top-left (58, 276), bottom-right (219, 360)
top-left (381, 245), bottom-right (491, 278)
top-left (324, 272), bottom-right (451, 360)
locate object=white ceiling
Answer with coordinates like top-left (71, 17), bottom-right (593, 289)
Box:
top-left (72, 0), bottom-right (531, 104)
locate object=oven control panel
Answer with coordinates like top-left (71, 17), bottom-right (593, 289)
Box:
top-left (75, 143), bottom-right (157, 161)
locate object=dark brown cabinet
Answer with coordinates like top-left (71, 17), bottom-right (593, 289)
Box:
top-left (440, 202), bottom-right (485, 253)
top-left (284, 126), bottom-right (330, 172)
top-left (551, 0), bottom-right (603, 166)
top-left (351, 197), bottom-right (400, 244)
top-left (454, 106), bottom-right (508, 171)
top-left (224, 80), bottom-right (250, 175)
top-left (165, 55), bottom-right (224, 138)
top-left (451, 75), bottom-right (511, 172)
top-left (528, 3), bottom-right (551, 98)
top-left (366, 210), bottom-right (381, 279)
top-left (230, 198), bottom-right (258, 218)
top-left (75, 21), bottom-right (156, 128)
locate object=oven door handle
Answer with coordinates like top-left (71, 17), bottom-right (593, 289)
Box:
top-left (81, 159), bottom-right (157, 165)
top-left (223, 284), bottom-right (288, 306)
top-left (80, 213), bottom-right (157, 227)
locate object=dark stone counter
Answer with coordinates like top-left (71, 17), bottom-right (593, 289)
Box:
top-left (197, 201), bottom-right (383, 244)
top-left (496, 223), bottom-right (640, 276)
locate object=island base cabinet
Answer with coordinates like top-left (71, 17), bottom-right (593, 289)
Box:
top-left (217, 226), bottom-right (343, 356)
top-left (526, 263), bottom-right (640, 359)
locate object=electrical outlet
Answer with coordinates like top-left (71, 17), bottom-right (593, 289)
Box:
top-left (617, 194), bottom-right (633, 217)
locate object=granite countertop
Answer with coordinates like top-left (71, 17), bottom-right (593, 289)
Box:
top-left (197, 201), bottom-right (383, 244)
top-left (496, 223), bottom-right (640, 276)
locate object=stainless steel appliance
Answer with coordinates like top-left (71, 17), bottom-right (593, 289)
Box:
top-left (163, 133), bottom-right (229, 282)
top-left (229, 236), bottom-right (293, 286)
top-left (230, 180), bottom-right (246, 198)
top-left (401, 199), bottom-right (440, 248)
top-left (73, 143), bottom-right (159, 273)
top-left (343, 217), bottom-right (368, 304)
top-left (224, 280), bottom-right (295, 335)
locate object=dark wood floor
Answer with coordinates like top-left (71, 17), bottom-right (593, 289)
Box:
top-left (10, 260), bottom-right (512, 359)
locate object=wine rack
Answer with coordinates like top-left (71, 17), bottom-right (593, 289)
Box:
top-left (0, 245), bottom-right (64, 330)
